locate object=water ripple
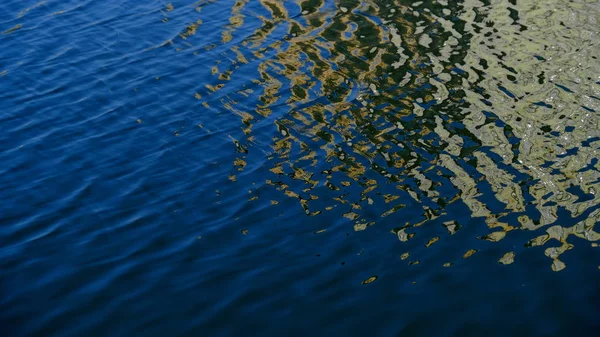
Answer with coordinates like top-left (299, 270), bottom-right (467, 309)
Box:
top-left (2, 0), bottom-right (600, 336)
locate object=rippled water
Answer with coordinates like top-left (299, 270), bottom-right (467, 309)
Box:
top-left (2, 0), bottom-right (600, 336)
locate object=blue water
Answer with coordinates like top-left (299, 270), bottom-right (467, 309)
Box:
top-left (2, 1), bottom-right (600, 336)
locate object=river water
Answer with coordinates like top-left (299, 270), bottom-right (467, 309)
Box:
top-left (1, 0), bottom-right (600, 336)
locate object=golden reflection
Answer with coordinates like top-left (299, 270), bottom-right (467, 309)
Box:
top-left (177, 0), bottom-right (600, 271)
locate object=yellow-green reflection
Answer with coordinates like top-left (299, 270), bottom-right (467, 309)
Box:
top-left (178, 0), bottom-right (600, 271)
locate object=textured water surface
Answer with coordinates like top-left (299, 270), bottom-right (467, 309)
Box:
top-left (2, 0), bottom-right (600, 336)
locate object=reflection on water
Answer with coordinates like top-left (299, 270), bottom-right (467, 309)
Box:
top-left (1, 0), bottom-right (600, 336)
top-left (185, 0), bottom-right (600, 271)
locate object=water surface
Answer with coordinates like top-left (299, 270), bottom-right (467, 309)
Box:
top-left (2, 0), bottom-right (600, 336)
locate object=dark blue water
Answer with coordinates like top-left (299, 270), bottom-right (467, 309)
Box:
top-left (2, 1), bottom-right (600, 336)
